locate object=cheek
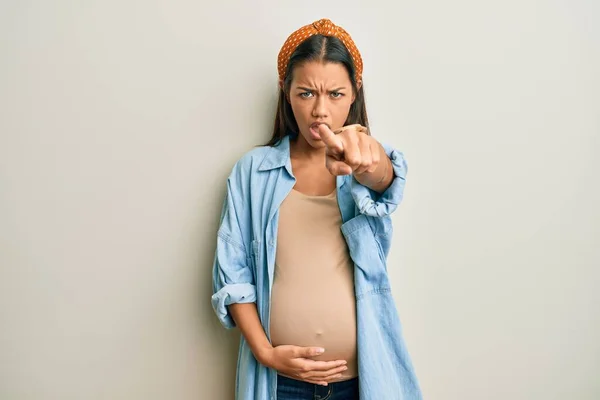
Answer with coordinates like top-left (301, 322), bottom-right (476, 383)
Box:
top-left (333, 99), bottom-right (353, 121)
top-left (290, 99), bottom-right (310, 121)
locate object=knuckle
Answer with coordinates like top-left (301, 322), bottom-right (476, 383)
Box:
top-left (347, 156), bottom-right (361, 166)
top-left (342, 135), bottom-right (354, 146)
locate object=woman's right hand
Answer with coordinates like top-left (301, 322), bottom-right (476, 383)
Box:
top-left (259, 345), bottom-right (348, 386)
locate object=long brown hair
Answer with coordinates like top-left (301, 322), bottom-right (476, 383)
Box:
top-left (266, 34), bottom-right (369, 147)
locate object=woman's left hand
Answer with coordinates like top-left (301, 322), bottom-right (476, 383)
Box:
top-left (317, 124), bottom-right (381, 176)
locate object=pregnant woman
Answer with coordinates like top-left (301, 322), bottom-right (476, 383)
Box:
top-left (212, 18), bottom-right (422, 400)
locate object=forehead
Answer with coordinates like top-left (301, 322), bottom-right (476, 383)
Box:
top-left (291, 61), bottom-right (351, 85)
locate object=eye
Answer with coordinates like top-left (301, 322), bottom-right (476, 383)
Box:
top-left (330, 92), bottom-right (344, 99)
top-left (299, 92), bottom-right (314, 98)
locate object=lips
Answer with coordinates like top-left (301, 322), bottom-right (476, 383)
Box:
top-left (309, 122), bottom-right (329, 140)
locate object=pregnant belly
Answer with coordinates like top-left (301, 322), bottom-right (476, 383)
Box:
top-left (269, 282), bottom-right (358, 380)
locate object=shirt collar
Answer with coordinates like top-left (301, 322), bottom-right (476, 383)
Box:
top-left (258, 135), bottom-right (293, 175)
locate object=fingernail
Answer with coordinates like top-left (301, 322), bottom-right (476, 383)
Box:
top-left (315, 348), bottom-right (325, 354)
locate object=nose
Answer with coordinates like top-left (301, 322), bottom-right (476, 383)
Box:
top-left (311, 95), bottom-right (328, 118)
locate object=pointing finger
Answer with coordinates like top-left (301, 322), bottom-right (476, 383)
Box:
top-left (318, 124), bottom-right (344, 153)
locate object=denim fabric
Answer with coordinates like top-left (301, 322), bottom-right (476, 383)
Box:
top-left (277, 375), bottom-right (359, 400)
top-left (211, 135), bottom-right (422, 400)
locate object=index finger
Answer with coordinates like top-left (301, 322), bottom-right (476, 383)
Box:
top-left (301, 359), bottom-right (347, 372)
top-left (318, 124), bottom-right (344, 152)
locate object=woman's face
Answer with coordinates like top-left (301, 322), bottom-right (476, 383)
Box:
top-left (288, 61), bottom-right (356, 149)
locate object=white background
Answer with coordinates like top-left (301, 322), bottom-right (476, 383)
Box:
top-left (1, 1), bottom-right (598, 399)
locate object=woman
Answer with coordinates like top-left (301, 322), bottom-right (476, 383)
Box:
top-left (212, 18), bottom-right (422, 400)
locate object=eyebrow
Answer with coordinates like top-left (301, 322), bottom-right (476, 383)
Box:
top-left (296, 86), bottom-right (347, 92)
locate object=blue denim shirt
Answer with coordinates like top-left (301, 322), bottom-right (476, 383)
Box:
top-left (212, 135), bottom-right (422, 400)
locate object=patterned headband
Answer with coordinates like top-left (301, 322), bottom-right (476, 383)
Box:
top-left (277, 18), bottom-right (363, 86)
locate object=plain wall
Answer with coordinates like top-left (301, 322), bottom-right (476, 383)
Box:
top-left (1, 1), bottom-right (598, 399)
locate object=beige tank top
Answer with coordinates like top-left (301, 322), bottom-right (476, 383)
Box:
top-left (270, 188), bottom-right (358, 380)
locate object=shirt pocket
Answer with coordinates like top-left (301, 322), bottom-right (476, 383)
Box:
top-left (341, 214), bottom-right (391, 291)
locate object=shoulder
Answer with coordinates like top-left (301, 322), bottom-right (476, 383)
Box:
top-left (226, 135), bottom-right (290, 189)
top-left (225, 145), bottom-right (279, 193)
top-left (228, 146), bottom-right (271, 180)
top-left (231, 146), bottom-right (272, 172)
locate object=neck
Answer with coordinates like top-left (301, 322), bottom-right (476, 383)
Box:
top-left (289, 135), bottom-right (325, 162)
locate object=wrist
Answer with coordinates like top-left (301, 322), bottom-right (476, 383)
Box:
top-left (254, 344), bottom-right (274, 367)
top-left (354, 158), bottom-right (389, 186)
top-left (374, 155), bottom-right (389, 184)
top-left (354, 146), bottom-right (392, 191)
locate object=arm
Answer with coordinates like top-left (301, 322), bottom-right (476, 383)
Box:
top-left (317, 124), bottom-right (402, 200)
top-left (228, 303), bottom-right (273, 365)
top-left (350, 142), bottom-right (408, 218)
top-left (211, 173), bottom-right (256, 329)
top-left (352, 143), bottom-right (408, 258)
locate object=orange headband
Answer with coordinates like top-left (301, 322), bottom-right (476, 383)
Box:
top-left (277, 18), bottom-right (363, 86)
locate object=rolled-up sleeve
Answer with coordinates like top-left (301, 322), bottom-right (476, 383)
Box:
top-left (350, 143), bottom-right (408, 217)
top-left (211, 174), bottom-right (256, 330)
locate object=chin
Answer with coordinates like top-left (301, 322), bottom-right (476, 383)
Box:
top-left (306, 137), bottom-right (326, 149)
top-left (297, 130), bottom-right (325, 148)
